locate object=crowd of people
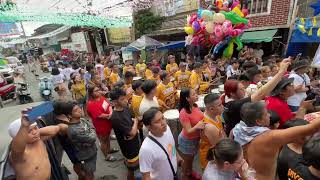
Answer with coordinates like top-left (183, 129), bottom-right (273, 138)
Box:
top-left (6, 48), bottom-right (320, 180)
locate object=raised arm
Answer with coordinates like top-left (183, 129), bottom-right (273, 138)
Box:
top-left (10, 112), bottom-right (31, 161)
top-left (271, 117), bottom-right (320, 147)
top-left (251, 58), bottom-right (291, 102)
top-left (40, 123), bottom-right (68, 141)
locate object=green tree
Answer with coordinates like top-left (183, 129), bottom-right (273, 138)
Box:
top-left (134, 9), bottom-right (164, 38)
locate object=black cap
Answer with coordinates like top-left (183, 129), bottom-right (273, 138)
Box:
top-left (291, 59), bottom-right (309, 71)
top-left (271, 77), bottom-right (294, 96)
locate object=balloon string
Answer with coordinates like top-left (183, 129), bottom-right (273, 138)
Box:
top-left (208, 44), bottom-right (215, 56)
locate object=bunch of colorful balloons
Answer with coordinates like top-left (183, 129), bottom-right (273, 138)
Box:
top-left (185, 0), bottom-right (251, 58)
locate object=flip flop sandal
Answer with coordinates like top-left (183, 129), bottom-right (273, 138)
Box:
top-left (109, 148), bottom-right (119, 154)
top-left (105, 155), bottom-right (117, 162)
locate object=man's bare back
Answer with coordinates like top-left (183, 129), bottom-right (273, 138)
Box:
top-left (243, 131), bottom-right (279, 180)
top-left (10, 141), bottom-right (51, 180)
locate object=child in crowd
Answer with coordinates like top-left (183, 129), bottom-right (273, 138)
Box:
top-left (148, 67), bottom-right (161, 84)
top-left (135, 58), bottom-right (147, 78)
top-left (124, 71), bottom-right (135, 103)
top-left (166, 55), bottom-right (179, 76)
top-left (95, 58), bottom-right (105, 81)
top-left (131, 80), bottom-right (144, 141)
top-left (110, 87), bottom-right (141, 180)
top-left (109, 63), bottom-right (121, 86)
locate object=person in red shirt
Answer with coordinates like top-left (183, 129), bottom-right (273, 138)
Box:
top-left (86, 84), bottom-right (118, 161)
top-left (266, 77), bottom-right (313, 127)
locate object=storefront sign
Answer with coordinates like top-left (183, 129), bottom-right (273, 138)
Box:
top-left (154, 0), bottom-right (199, 17)
top-left (108, 28), bottom-right (132, 44)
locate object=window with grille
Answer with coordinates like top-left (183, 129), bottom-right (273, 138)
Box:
top-left (246, 0), bottom-right (272, 16)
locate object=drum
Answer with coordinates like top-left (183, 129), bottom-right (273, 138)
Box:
top-left (211, 88), bottom-right (220, 94)
top-left (163, 109), bottom-right (181, 145)
top-left (218, 84), bottom-right (224, 93)
top-left (133, 77), bottom-right (142, 81)
top-left (195, 95), bottom-right (206, 111)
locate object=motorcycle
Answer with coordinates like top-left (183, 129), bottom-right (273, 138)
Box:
top-left (39, 77), bottom-right (53, 101)
top-left (16, 83), bottom-right (33, 104)
top-left (0, 73), bottom-right (16, 102)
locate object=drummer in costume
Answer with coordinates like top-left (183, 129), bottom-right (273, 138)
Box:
top-left (109, 63), bottom-right (121, 86)
top-left (156, 71), bottom-right (177, 111)
top-left (199, 94), bottom-right (226, 169)
top-left (174, 62), bottom-right (191, 89)
top-left (135, 58), bottom-right (147, 78)
top-left (166, 55), bottom-right (179, 76)
top-left (190, 62), bottom-right (210, 94)
top-left (148, 67), bottom-right (161, 84)
top-left (123, 60), bottom-right (135, 75)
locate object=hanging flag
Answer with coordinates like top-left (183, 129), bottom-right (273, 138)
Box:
top-left (313, 17), bottom-right (317, 27)
top-left (317, 28), bottom-right (320, 37)
top-left (298, 25), bottom-right (307, 34)
top-left (300, 18), bottom-right (305, 24)
top-left (308, 28), bottom-right (313, 36)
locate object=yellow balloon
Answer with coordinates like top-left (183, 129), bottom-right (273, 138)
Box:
top-left (232, 7), bottom-right (244, 18)
top-left (184, 26), bottom-right (194, 35)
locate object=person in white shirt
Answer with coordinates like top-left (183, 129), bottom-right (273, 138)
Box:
top-left (139, 107), bottom-right (182, 180)
top-left (287, 60), bottom-right (311, 112)
top-left (253, 44), bottom-right (264, 58)
top-left (95, 58), bottom-right (105, 81)
top-left (139, 80), bottom-right (160, 116)
top-left (226, 59), bottom-right (241, 79)
top-left (61, 64), bottom-right (73, 81)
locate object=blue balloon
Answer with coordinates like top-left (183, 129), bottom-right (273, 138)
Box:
top-left (197, 8), bottom-right (203, 18)
top-left (213, 36), bottom-right (232, 54)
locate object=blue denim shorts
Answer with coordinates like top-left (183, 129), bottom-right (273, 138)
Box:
top-left (178, 133), bottom-right (199, 155)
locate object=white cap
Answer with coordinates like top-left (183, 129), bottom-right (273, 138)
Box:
top-left (8, 119), bottom-right (37, 138)
top-left (8, 119), bottom-right (21, 138)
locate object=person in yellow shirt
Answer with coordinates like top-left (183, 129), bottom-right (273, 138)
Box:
top-left (148, 67), bottom-right (161, 84)
top-left (166, 55), bottom-right (179, 76)
top-left (131, 80), bottom-right (144, 141)
top-left (189, 62), bottom-right (210, 94)
top-left (123, 71), bottom-right (134, 103)
top-left (199, 94), bottom-right (226, 169)
top-left (202, 60), bottom-right (212, 82)
top-left (135, 58), bottom-right (147, 78)
top-left (109, 63), bottom-right (121, 86)
top-left (156, 71), bottom-right (177, 111)
top-left (174, 62), bottom-right (192, 89)
top-left (122, 60), bottom-right (135, 75)
top-left (71, 74), bottom-right (86, 105)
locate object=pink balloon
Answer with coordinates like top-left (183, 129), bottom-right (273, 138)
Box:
top-left (231, 29), bottom-right (244, 37)
top-left (222, 20), bottom-right (233, 35)
top-left (242, 9), bottom-right (249, 17)
top-left (192, 35), bottom-right (200, 45)
top-left (215, 25), bottom-right (224, 38)
top-left (234, 23), bottom-right (246, 30)
top-left (189, 14), bottom-right (198, 25)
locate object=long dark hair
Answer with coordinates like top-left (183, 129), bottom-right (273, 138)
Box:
top-left (179, 88), bottom-right (194, 114)
top-left (207, 139), bottom-right (242, 166)
top-left (87, 84), bottom-right (99, 100)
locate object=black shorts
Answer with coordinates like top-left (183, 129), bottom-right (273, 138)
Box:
top-left (124, 155), bottom-right (139, 171)
top-left (80, 153), bottom-right (97, 174)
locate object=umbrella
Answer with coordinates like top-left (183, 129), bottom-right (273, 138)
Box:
top-left (0, 59), bottom-right (8, 65)
top-left (127, 35), bottom-right (163, 51)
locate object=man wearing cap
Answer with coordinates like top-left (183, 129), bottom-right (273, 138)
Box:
top-left (287, 60), bottom-right (311, 112)
top-left (266, 77), bottom-right (314, 127)
top-left (8, 110), bottom-right (67, 180)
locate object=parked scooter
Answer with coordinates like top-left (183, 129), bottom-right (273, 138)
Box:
top-left (39, 77), bottom-right (53, 101)
top-left (0, 73), bottom-right (16, 102)
top-left (16, 83), bottom-right (33, 104)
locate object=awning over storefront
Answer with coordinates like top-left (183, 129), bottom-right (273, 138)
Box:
top-left (240, 29), bottom-right (278, 43)
top-left (157, 41), bottom-right (185, 50)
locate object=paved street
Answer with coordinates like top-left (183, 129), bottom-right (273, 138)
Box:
top-left (1, 64), bottom-right (202, 179)
top-left (0, 64), bottom-right (127, 180)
